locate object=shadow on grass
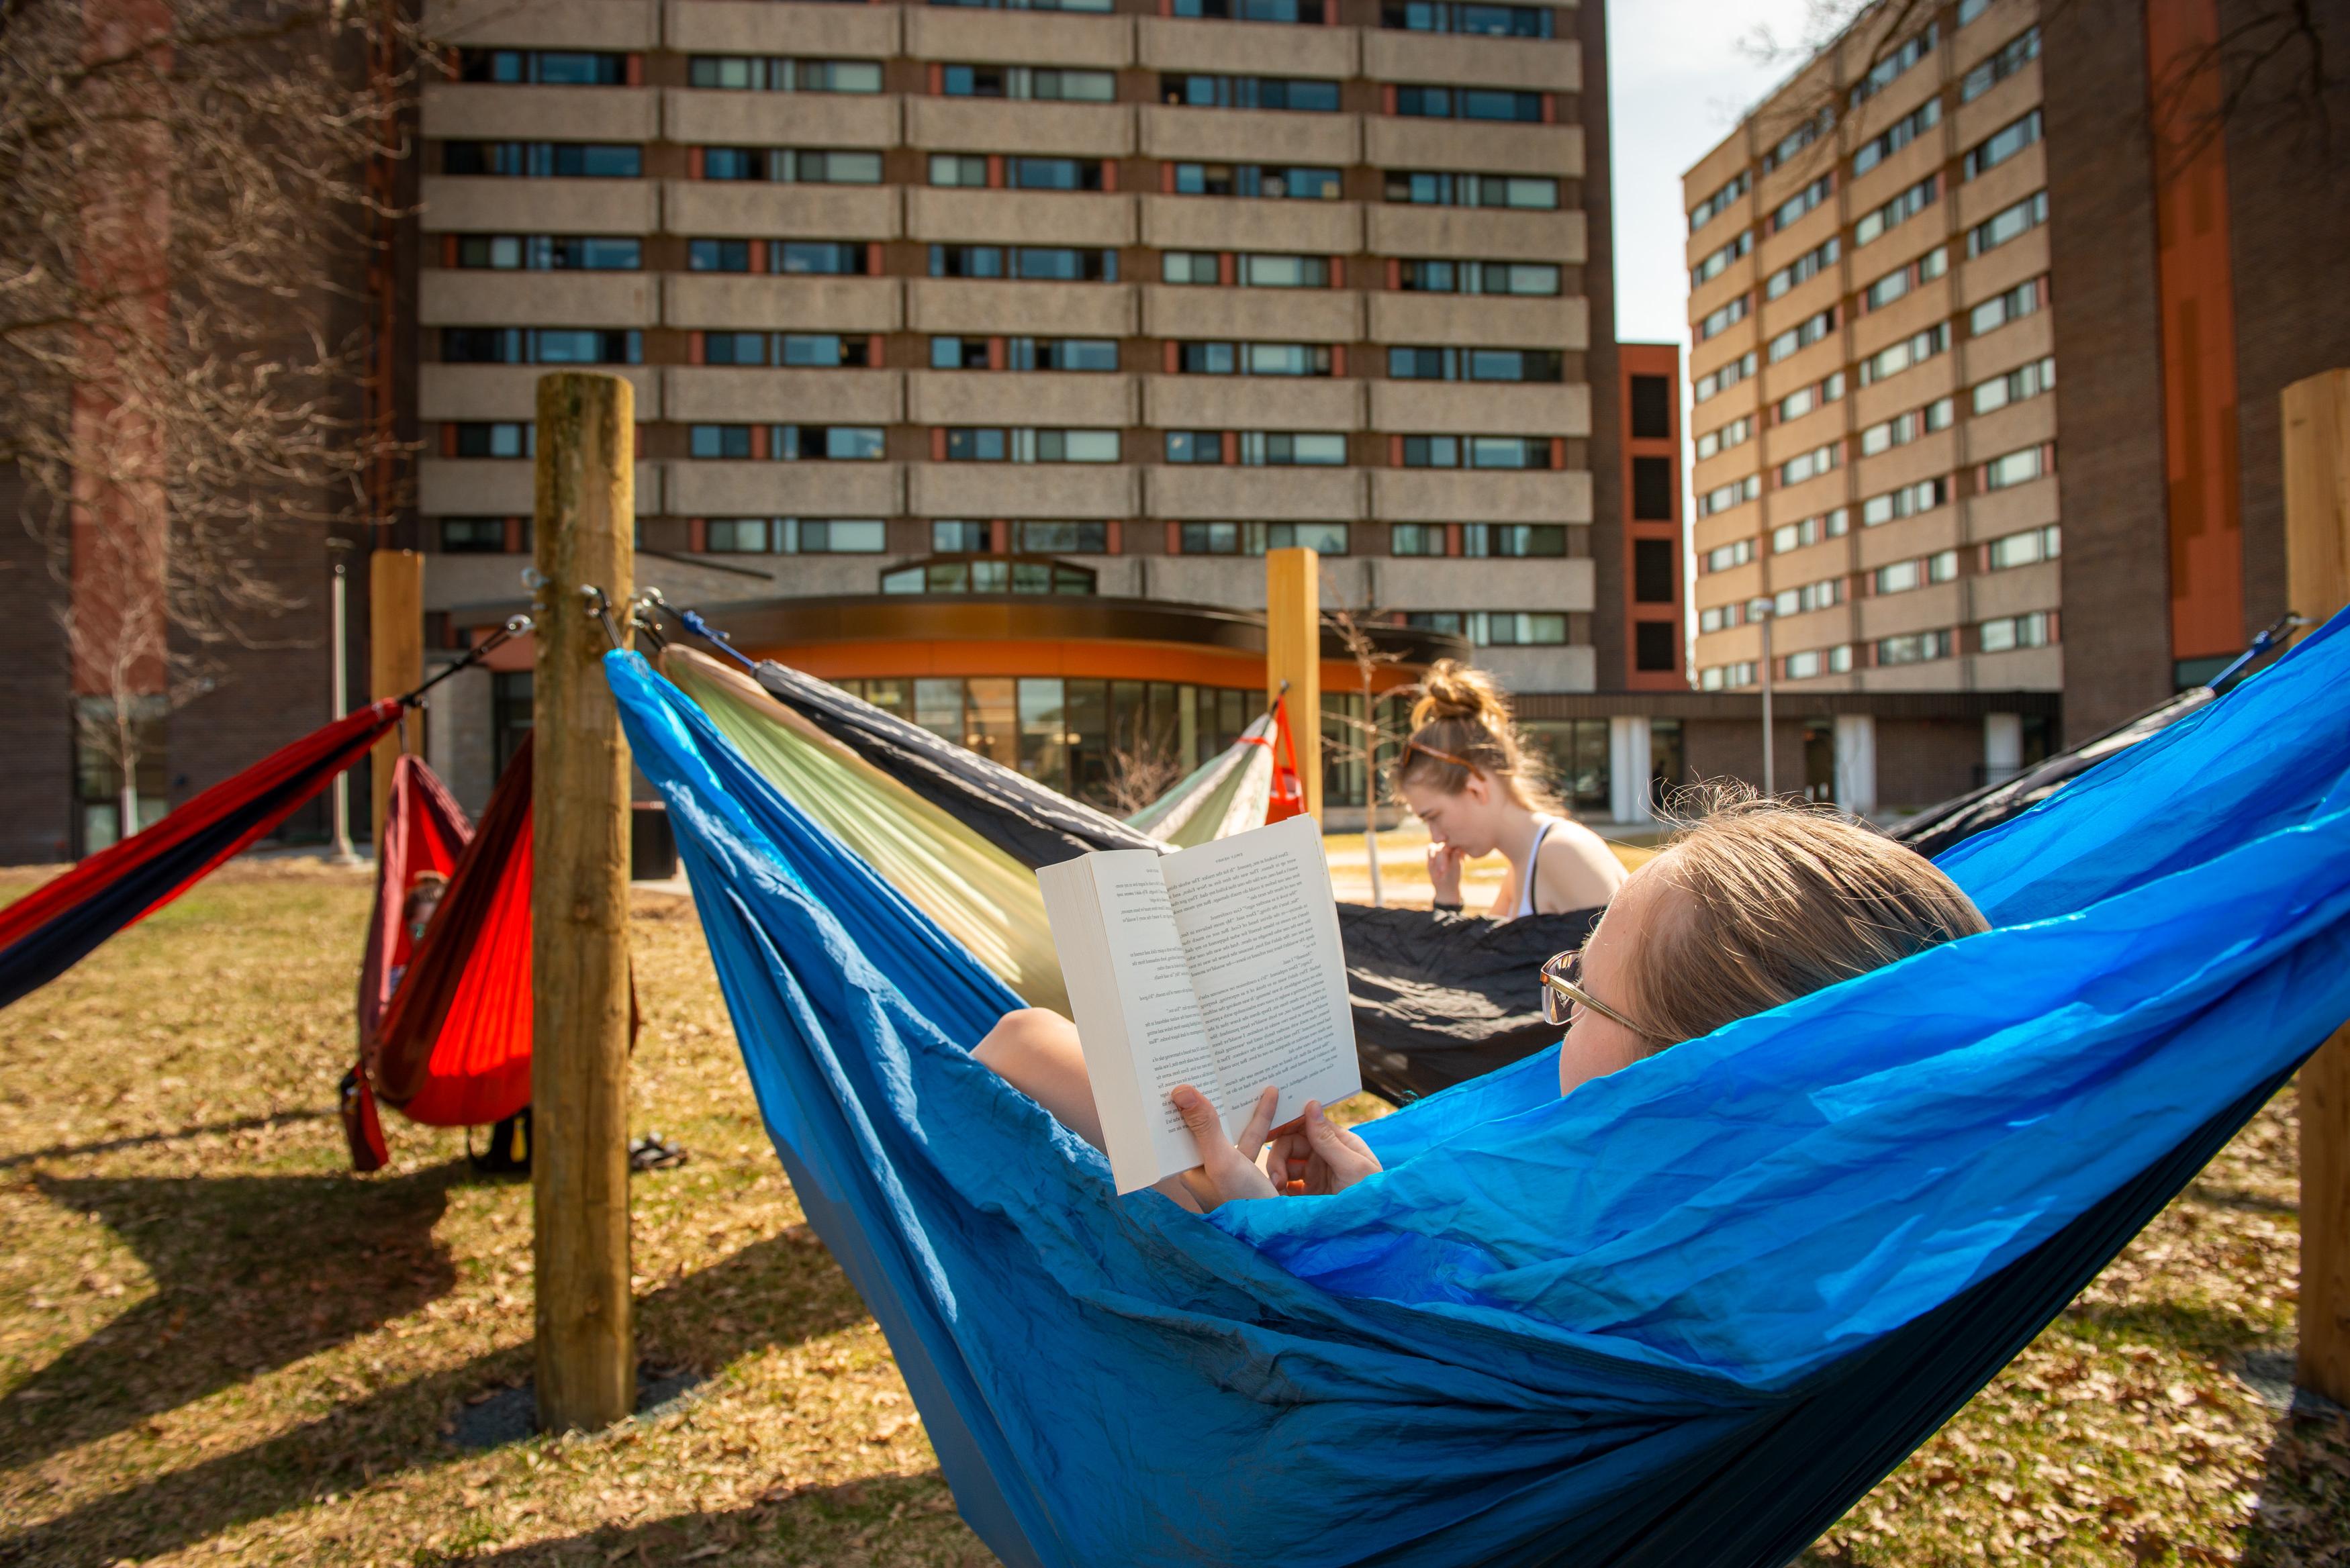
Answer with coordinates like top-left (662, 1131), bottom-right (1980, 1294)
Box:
top-left (0, 1108), bottom-right (334, 1171)
top-left (440, 1471), bottom-right (988, 1567)
top-left (2057, 1296), bottom-right (2273, 1363)
top-left (2237, 1407), bottom-right (2350, 1567)
top-left (1, 1163), bottom-right (467, 1470)
top-left (0, 1232), bottom-right (870, 1567)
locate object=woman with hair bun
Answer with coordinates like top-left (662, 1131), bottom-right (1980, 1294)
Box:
top-left (1393, 659), bottom-right (1627, 921)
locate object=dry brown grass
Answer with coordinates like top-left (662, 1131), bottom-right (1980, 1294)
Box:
top-left (1, 860), bottom-right (2344, 1567)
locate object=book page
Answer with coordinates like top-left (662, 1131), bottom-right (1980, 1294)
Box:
top-left (1164, 815), bottom-right (1360, 1142)
top-left (1038, 849), bottom-right (1226, 1191)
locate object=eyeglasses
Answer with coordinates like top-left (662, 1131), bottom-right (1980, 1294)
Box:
top-left (1540, 949), bottom-right (1651, 1037)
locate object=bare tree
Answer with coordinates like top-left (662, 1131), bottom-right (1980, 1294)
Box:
top-left (0, 0), bottom-right (418, 840)
top-left (1323, 593), bottom-right (1407, 908)
top-left (1098, 725), bottom-right (1187, 820)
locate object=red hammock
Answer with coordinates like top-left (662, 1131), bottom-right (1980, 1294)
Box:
top-left (342, 742), bottom-right (535, 1170)
top-left (0, 701), bottom-right (404, 1010)
top-left (1265, 695), bottom-right (1309, 824)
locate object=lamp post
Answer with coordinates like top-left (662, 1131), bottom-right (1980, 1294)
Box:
top-left (327, 540), bottom-right (360, 866)
top-left (1749, 597), bottom-right (1776, 799)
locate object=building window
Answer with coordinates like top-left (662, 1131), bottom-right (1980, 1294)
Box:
top-left (1162, 251), bottom-right (1221, 285)
top-left (880, 560), bottom-right (1096, 595)
top-left (443, 142), bottom-right (643, 179)
top-left (945, 428), bottom-right (1121, 462)
top-left (1777, 442), bottom-right (1839, 487)
top-left (1765, 236), bottom-right (1839, 300)
top-left (440, 328), bottom-right (641, 365)
top-left (1963, 26), bottom-right (2040, 102)
top-left (1518, 719), bottom-right (1611, 811)
top-left (440, 518), bottom-right (512, 553)
top-left (933, 520), bottom-right (991, 552)
top-left (1967, 191), bottom-right (2049, 257)
top-left (707, 518), bottom-right (886, 553)
top-left (1767, 307), bottom-right (1836, 364)
top-left (1172, 162), bottom-right (1343, 199)
top-left (1632, 456), bottom-right (1674, 520)
top-left (1693, 350), bottom-right (1758, 403)
top-left (1877, 630), bottom-right (1954, 666)
top-left (1856, 323), bottom-right (1948, 387)
top-left (1861, 477), bottom-right (1949, 525)
top-left (1405, 611), bottom-right (1571, 646)
top-left (689, 238), bottom-right (754, 273)
top-left (1634, 621), bottom-right (1679, 672)
top-left (1008, 156), bottom-right (1109, 191)
top-left (453, 235), bottom-right (640, 270)
top-left (1854, 175), bottom-right (1937, 247)
top-left (1630, 375), bottom-right (1672, 438)
top-left (1160, 74), bottom-right (1342, 111)
top-left (1696, 294), bottom-right (1750, 342)
top-left (1772, 508), bottom-right (1848, 552)
top-left (1691, 229), bottom-right (1752, 287)
top-left (1776, 372), bottom-right (1845, 423)
top-left (1688, 169), bottom-right (1749, 234)
top-left (1981, 445), bottom-right (2052, 490)
top-left (1386, 170), bottom-right (1559, 209)
top-left (1465, 523), bottom-right (1570, 557)
top-left (1970, 277), bottom-right (2047, 336)
top-left (1180, 342), bottom-right (1333, 375)
top-left (1694, 415), bottom-right (1751, 460)
top-left (1986, 524), bottom-right (2061, 569)
top-left (1014, 520), bottom-right (1111, 552)
top-left (1699, 660), bottom-right (1758, 691)
top-left (1873, 550), bottom-right (1958, 593)
top-left (945, 64), bottom-right (1117, 100)
top-left (1965, 110), bottom-right (2044, 181)
top-left (1848, 23), bottom-right (1937, 108)
top-left (1701, 538), bottom-right (1755, 573)
top-left (1697, 475), bottom-right (1761, 517)
top-left (459, 49), bottom-right (630, 85)
top-left (1386, 346), bottom-right (1562, 382)
top-left (1633, 538), bottom-right (1675, 602)
top-left (1384, 1), bottom-right (1554, 38)
top-left (1762, 107), bottom-right (1832, 173)
top-left (1858, 396), bottom-right (1954, 455)
top-left (1401, 436), bottom-right (1554, 469)
top-left (931, 0), bottom-right (1112, 11)
top-left (929, 245), bottom-right (1118, 281)
top-left (1394, 85), bottom-right (1544, 122)
top-left (1397, 258), bottom-right (1562, 295)
top-left (1782, 645), bottom-right (1852, 679)
top-left (686, 56), bottom-right (883, 93)
top-left (1768, 174), bottom-right (1833, 234)
top-left (775, 240), bottom-right (872, 275)
top-left (1178, 0), bottom-right (1319, 23)
top-left (1179, 522), bottom-right (1350, 554)
top-left (1977, 611), bottom-right (2056, 653)
top-left (1971, 356), bottom-right (2055, 414)
top-left (1854, 98), bottom-right (1939, 177)
top-left (449, 422), bottom-right (534, 458)
top-left (698, 147), bottom-right (883, 183)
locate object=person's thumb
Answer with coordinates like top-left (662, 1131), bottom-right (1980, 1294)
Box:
top-left (1304, 1101), bottom-right (1344, 1149)
top-left (1171, 1085), bottom-right (1222, 1144)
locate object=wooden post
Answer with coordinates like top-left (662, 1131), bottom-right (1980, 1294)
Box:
top-left (531, 371), bottom-right (636, 1432)
top-left (2286, 368), bottom-right (2350, 1407)
top-left (1266, 547), bottom-right (1322, 820)
top-left (367, 549), bottom-right (424, 848)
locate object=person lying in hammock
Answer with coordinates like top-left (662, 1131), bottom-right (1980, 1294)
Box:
top-left (978, 792), bottom-right (1989, 1212)
top-left (1397, 660), bottom-right (1628, 921)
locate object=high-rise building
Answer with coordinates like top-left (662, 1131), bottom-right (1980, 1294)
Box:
top-left (407, 0), bottom-right (1654, 821)
top-left (1683, 0), bottom-right (2061, 716)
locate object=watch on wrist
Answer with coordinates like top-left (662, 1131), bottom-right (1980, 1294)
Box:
top-left (1432, 899), bottom-right (1464, 912)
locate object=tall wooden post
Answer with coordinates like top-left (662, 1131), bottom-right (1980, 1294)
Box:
top-left (367, 549), bottom-right (424, 848)
top-left (2287, 369), bottom-right (2350, 1407)
top-left (1266, 547), bottom-right (1322, 820)
top-left (531, 371), bottom-right (636, 1432)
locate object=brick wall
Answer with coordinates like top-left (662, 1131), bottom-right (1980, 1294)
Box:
top-left (2042, 0), bottom-right (2176, 737)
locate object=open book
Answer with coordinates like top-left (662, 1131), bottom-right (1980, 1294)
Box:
top-left (1036, 814), bottom-right (1360, 1193)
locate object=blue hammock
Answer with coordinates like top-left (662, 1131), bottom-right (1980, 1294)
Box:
top-left (606, 607), bottom-right (2350, 1568)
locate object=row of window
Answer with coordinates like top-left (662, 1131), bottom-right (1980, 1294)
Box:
top-left (481, 424), bottom-right (1566, 468)
top-left (1699, 524), bottom-right (2061, 611)
top-left (1697, 609), bottom-right (2056, 689)
top-left (1686, 17), bottom-right (2036, 236)
top-left (438, 515), bottom-right (1584, 561)
top-left (1695, 438), bottom-right (2053, 526)
top-left (441, 140), bottom-right (1568, 213)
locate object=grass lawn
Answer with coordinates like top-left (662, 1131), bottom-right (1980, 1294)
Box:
top-left (2, 861), bottom-right (2346, 1567)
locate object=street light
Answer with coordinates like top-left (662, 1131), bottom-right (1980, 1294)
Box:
top-left (1747, 595), bottom-right (1777, 798)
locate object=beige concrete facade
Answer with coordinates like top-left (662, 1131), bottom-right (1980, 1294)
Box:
top-left (1683, 0), bottom-right (2059, 699)
top-left (410, 0), bottom-right (1607, 703)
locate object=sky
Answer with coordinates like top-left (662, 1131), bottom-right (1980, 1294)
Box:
top-left (1605, 0), bottom-right (1816, 350)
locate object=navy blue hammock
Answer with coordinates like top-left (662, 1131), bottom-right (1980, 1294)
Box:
top-left (606, 607), bottom-right (2350, 1568)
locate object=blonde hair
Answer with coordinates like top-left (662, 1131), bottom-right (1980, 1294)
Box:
top-left (1621, 790), bottom-right (1988, 1048)
top-left (1389, 659), bottom-right (1560, 812)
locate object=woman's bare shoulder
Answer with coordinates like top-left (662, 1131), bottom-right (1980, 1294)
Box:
top-left (1536, 818), bottom-right (1629, 910)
